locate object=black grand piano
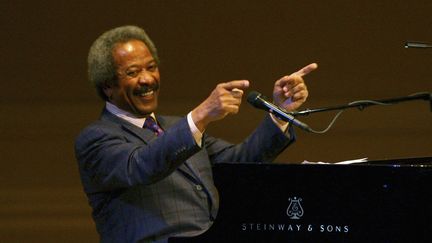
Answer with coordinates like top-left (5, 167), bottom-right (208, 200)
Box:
top-left (171, 157), bottom-right (432, 243)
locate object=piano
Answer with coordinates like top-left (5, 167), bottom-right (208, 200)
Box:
top-left (171, 157), bottom-right (432, 242)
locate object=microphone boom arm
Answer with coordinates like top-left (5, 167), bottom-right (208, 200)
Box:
top-left (290, 92), bottom-right (431, 116)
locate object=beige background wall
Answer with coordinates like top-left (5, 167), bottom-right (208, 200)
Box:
top-left (1, 1), bottom-right (431, 241)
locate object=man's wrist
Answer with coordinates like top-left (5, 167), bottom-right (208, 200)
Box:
top-left (190, 106), bottom-right (210, 132)
top-left (270, 113), bottom-right (289, 132)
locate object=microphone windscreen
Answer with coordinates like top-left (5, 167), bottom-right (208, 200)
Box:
top-left (247, 91), bottom-right (270, 110)
top-left (247, 91), bottom-right (261, 107)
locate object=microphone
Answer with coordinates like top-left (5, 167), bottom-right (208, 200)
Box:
top-left (405, 41), bottom-right (432, 48)
top-left (247, 91), bottom-right (312, 132)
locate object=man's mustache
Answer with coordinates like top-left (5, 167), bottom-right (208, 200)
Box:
top-left (134, 82), bottom-right (160, 95)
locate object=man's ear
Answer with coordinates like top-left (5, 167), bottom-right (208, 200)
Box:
top-left (102, 81), bottom-right (113, 100)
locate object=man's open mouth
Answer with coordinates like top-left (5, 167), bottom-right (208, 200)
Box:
top-left (139, 90), bottom-right (154, 97)
top-left (134, 83), bottom-right (159, 97)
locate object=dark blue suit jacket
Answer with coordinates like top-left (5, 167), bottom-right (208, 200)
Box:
top-left (75, 108), bottom-right (295, 242)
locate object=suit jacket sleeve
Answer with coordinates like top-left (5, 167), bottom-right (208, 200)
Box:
top-left (75, 117), bottom-right (201, 192)
top-left (76, 113), bottom-right (295, 193)
top-left (204, 114), bottom-right (296, 164)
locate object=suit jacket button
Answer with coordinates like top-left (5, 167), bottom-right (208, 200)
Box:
top-left (195, 184), bottom-right (203, 191)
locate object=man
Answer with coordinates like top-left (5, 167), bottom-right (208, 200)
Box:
top-left (75, 25), bottom-right (317, 243)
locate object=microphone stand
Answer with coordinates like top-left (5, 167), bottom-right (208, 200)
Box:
top-left (405, 41), bottom-right (432, 49)
top-left (290, 92), bottom-right (431, 117)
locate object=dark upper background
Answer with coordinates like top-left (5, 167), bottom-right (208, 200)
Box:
top-left (1, 0), bottom-right (431, 241)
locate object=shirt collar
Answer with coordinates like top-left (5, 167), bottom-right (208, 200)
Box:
top-left (105, 101), bottom-right (156, 128)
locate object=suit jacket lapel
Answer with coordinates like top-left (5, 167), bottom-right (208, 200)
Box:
top-left (100, 108), bottom-right (156, 143)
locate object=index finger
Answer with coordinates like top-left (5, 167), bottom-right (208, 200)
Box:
top-left (293, 63), bottom-right (318, 77)
top-left (221, 80), bottom-right (250, 90)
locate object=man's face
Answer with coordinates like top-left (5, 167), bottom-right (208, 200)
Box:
top-left (106, 39), bottom-right (160, 117)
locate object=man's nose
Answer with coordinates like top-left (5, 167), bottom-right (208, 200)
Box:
top-left (138, 71), bottom-right (155, 84)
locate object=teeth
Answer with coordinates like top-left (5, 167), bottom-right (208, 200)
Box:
top-left (139, 90), bottom-right (154, 97)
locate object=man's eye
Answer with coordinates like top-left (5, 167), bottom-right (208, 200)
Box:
top-left (126, 70), bottom-right (138, 77)
top-left (147, 64), bottom-right (157, 71)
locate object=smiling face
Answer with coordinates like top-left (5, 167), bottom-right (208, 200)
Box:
top-left (104, 39), bottom-right (160, 117)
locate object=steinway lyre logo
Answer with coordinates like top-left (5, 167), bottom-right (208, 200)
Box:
top-left (286, 197), bottom-right (304, 219)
